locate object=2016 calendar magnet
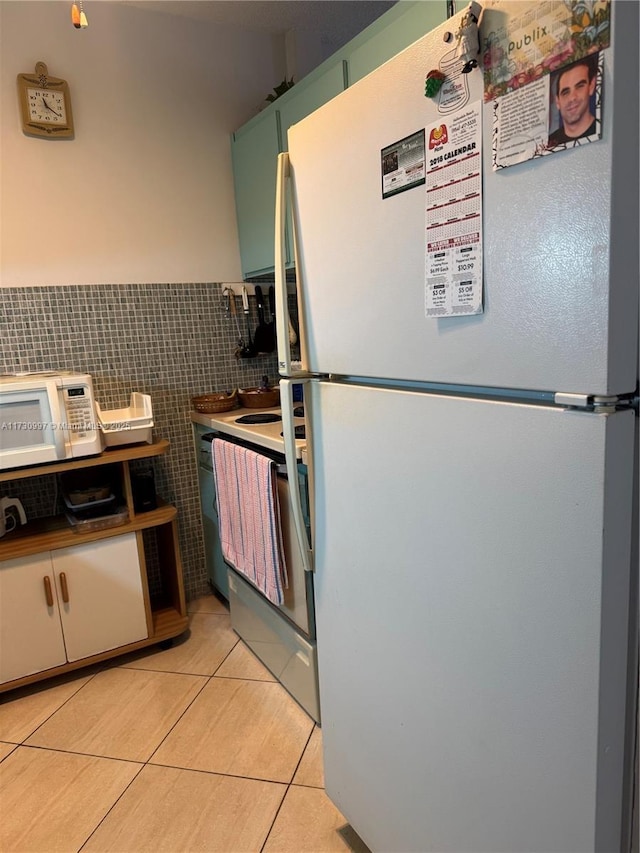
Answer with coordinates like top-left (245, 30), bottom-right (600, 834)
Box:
top-left (425, 100), bottom-right (483, 317)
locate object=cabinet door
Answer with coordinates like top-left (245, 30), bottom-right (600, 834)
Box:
top-left (231, 109), bottom-right (283, 278)
top-left (278, 62), bottom-right (346, 150)
top-left (346, 1), bottom-right (448, 85)
top-left (0, 553), bottom-right (67, 684)
top-left (52, 533), bottom-right (148, 662)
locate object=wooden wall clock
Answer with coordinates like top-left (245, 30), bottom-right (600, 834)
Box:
top-left (17, 62), bottom-right (74, 139)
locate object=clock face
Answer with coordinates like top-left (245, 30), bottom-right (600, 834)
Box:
top-left (27, 87), bottom-right (67, 125)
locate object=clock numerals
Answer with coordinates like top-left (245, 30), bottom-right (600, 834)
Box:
top-left (27, 88), bottom-right (67, 124)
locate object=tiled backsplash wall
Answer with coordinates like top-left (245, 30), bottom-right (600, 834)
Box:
top-left (0, 283), bottom-right (287, 600)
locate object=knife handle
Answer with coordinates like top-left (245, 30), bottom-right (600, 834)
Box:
top-left (255, 285), bottom-right (265, 322)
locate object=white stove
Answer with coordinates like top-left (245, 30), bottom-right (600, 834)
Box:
top-left (191, 405), bottom-right (306, 458)
top-left (191, 402), bottom-right (319, 722)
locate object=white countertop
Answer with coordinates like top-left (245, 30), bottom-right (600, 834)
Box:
top-left (191, 405), bottom-right (306, 459)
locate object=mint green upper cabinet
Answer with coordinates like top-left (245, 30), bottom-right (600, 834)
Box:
top-left (231, 109), bottom-right (283, 278)
top-left (278, 61), bottom-right (347, 151)
top-left (230, 2), bottom-right (450, 279)
top-left (346, 1), bottom-right (448, 86)
top-left (232, 61), bottom-right (347, 278)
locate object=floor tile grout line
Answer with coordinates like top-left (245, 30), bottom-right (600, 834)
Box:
top-left (5, 741), bottom-right (148, 769)
top-left (260, 781), bottom-right (291, 852)
top-left (77, 757), bottom-right (147, 853)
top-left (114, 641), bottom-right (277, 682)
top-left (212, 673), bottom-right (278, 682)
top-left (115, 663), bottom-right (270, 679)
top-left (133, 624), bottom-right (246, 762)
top-left (115, 662), bottom-right (279, 682)
top-left (2, 667), bottom-right (105, 746)
top-left (291, 724), bottom-right (315, 781)
top-left (208, 632), bottom-right (241, 677)
top-left (145, 757), bottom-right (301, 786)
top-left (0, 743), bottom-right (18, 763)
top-left (259, 723), bottom-right (317, 851)
top-left (144, 671), bottom-right (214, 765)
top-left (11, 742), bottom-right (308, 787)
top-left (8, 630), bottom-right (262, 764)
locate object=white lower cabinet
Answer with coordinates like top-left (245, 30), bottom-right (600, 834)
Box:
top-left (52, 533), bottom-right (148, 661)
top-left (0, 552), bottom-right (68, 684)
top-left (0, 533), bottom-right (148, 684)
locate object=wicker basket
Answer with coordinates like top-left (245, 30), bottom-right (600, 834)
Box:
top-left (192, 391), bottom-right (238, 414)
top-left (238, 387), bottom-right (280, 408)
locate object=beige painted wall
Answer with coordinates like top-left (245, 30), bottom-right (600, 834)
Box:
top-left (0, 1), bottom-right (282, 287)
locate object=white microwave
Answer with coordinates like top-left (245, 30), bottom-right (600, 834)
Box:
top-left (0, 372), bottom-right (103, 471)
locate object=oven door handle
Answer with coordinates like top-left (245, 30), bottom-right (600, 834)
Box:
top-left (280, 378), bottom-right (313, 573)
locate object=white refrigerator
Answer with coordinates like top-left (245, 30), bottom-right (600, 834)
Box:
top-left (274, 2), bottom-right (638, 851)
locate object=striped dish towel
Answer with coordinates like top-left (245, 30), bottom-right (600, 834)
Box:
top-left (211, 438), bottom-right (287, 606)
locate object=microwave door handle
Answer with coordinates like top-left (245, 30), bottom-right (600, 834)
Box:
top-left (280, 378), bottom-right (313, 573)
top-left (46, 380), bottom-right (67, 459)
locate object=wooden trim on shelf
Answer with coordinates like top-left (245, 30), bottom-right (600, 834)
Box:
top-left (136, 530), bottom-right (155, 637)
top-left (0, 439), bottom-right (170, 483)
top-left (156, 520), bottom-right (187, 621)
top-left (152, 606), bottom-right (190, 637)
top-left (0, 503), bottom-right (177, 562)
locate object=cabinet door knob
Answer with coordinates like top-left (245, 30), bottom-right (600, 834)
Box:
top-left (59, 572), bottom-right (70, 603)
top-left (43, 575), bottom-right (54, 607)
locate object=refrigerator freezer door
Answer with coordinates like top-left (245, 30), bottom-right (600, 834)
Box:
top-left (288, 5), bottom-right (638, 395)
top-left (311, 381), bottom-right (634, 853)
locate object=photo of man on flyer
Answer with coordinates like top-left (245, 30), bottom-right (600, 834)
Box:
top-left (547, 54), bottom-right (599, 147)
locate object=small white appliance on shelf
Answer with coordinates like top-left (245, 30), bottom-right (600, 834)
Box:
top-left (0, 372), bottom-right (102, 471)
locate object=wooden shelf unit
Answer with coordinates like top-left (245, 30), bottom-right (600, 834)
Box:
top-left (0, 440), bottom-right (189, 693)
top-left (0, 439), bottom-right (171, 484)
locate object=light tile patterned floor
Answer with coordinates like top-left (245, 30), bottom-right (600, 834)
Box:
top-left (0, 595), bottom-right (370, 853)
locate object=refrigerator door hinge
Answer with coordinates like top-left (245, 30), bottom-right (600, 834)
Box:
top-left (555, 392), bottom-right (638, 413)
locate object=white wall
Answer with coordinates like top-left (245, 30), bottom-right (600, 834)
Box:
top-left (0, 1), bottom-right (281, 287)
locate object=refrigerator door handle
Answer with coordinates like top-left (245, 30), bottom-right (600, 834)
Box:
top-left (280, 377), bottom-right (314, 573)
top-left (275, 152), bottom-right (294, 377)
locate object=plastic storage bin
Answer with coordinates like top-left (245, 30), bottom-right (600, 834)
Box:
top-left (66, 506), bottom-right (129, 534)
top-left (96, 393), bottom-right (154, 447)
top-left (63, 491), bottom-right (116, 515)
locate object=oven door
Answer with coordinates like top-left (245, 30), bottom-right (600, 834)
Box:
top-left (0, 382), bottom-right (67, 470)
top-left (211, 432), bottom-right (314, 637)
top-left (222, 447), bottom-right (319, 721)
